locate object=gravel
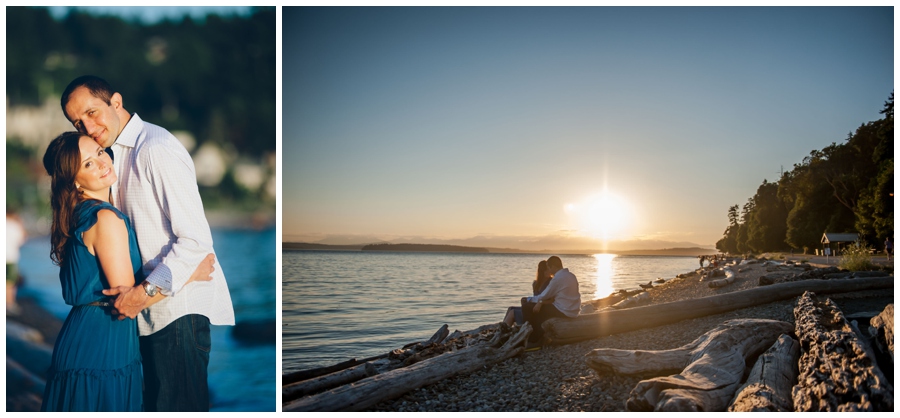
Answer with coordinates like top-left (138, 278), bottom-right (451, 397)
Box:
top-left (366, 261), bottom-right (893, 412)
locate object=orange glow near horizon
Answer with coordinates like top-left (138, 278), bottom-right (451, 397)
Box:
top-left (592, 253), bottom-right (617, 300)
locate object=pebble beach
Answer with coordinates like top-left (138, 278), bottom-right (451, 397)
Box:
top-left (366, 257), bottom-right (894, 412)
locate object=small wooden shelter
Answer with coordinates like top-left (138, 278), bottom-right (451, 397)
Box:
top-left (820, 232), bottom-right (859, 256)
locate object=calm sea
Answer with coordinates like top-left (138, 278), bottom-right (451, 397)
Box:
top-left (282, 251), bottom-right (700, 374)
top-left (17, 228), bottom-right (276, 412)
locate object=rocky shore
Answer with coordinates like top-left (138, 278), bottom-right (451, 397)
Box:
top-left (366, 258), bottom-right (894, 412)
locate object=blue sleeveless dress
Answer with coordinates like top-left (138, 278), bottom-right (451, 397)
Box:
top-left (41, 200), bottom-right (144, 411)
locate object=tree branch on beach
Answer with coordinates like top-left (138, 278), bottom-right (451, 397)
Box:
top-left (283, 323), bottom-right (532, 412)
top-left (585, 319), bottom-right (794, 411)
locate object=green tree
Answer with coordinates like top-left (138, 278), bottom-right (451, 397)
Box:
top-left (716, 204), bottom-right (741, 254)
top-left (746, 180), bottom-right (788, 252)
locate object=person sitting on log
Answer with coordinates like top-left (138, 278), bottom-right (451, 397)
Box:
top-left (502, 260), bottom-right (553, 327)
top-left (521, 256), bottom-right (581, 350)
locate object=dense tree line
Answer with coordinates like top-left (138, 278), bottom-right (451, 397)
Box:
top-left (6, 6), bottom-right (275, 158)
top-left (717, 93), bottom-right (893, 255)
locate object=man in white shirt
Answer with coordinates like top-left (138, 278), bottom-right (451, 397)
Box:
top-left (61, 75), bottom-right (235, 411)
top-left (522, 256), bottom-right (580, 348)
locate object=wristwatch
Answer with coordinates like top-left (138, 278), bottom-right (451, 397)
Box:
top-left (142, 281), bottom-right (159, 297)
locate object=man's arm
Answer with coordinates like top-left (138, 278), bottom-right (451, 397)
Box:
top-left (141, 139), bottom-right (218, 296)
top-left (527, 276), bottom-right (561, 304)
top-left (103, 253), bottom-right (216, 319)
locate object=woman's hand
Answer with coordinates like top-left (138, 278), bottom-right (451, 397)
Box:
top-left (188, 253), bottom-right (216, 284)
top-left (533, 301), bottom-right (543, 313)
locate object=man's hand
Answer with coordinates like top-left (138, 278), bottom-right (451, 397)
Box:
top-left (188, 253), bottom-right (216, 284)
top-left (102, 284), bottom-right (150, 320)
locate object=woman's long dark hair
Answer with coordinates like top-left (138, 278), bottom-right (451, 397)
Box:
top-left (534, 260), bottom-right (550, 294)
top-left (42, 132), bottom-right (85, 266)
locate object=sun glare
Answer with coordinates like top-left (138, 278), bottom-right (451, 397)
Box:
top-left (592, 253), bottom-right (617, 300)
top-left (565, 191), bottom-right (632, 241)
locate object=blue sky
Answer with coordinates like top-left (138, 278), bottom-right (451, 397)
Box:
top-left (46, 6), bottom-right (254, 24)
top-left (284, 6), bottom-right (893, 251)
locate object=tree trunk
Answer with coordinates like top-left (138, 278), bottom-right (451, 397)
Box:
top-left (283, 362), bottom-right (376, 402)
top-left (586, 319), bottom-right (793, 411)
top-left (544, 277), bottom-right (892, 345)
top-left (283, 323), bottom-right (532, 412)
top-left (727, 333), bottom-right (800, 412)
top-left (792, 291), bottom-right (893, 412)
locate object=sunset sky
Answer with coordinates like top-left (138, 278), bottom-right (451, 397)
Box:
top-left (283, 6), bottom-right (893, 251)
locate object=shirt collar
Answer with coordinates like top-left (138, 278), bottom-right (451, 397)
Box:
top-left (112, 113), bottom-right (144, 149)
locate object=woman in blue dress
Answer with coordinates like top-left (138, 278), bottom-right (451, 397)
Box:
top-left (40, 132), bottom-right (214, 411)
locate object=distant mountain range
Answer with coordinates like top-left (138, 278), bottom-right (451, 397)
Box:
top-left (283, 242), bottom-right (716, 256)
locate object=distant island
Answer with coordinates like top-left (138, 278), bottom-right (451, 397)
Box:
top-left (361, 243), bottom-right (489, 253)
top-left (283, 242), bottom-right (715, 257)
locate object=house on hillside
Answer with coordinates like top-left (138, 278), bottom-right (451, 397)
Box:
top-left (821, 232), bottom-right (859, 256)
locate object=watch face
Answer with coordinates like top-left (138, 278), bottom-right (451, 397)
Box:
top-left (144, 282), bottom-right (157, 296)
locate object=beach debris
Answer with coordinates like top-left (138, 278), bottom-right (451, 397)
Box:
top-left (728, 333), bottom-right (800, 412)
top-left (869, 304), bottom-right (893, 363)
top-left (792, 292), bottom-right (893, 411)
top-left (542, 276), bottom-right (893, 346)
top-left (284, 323), bottom-right (532, 412)
top-left (283, 362), bottom-right (377, 402)
top-left (585, 318), bottom-right (793, 411)
top-left (707, 268), bottom-right (736, 288)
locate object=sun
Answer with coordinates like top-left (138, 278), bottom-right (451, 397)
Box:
top-left (565, 191), bottom-right (632, 241)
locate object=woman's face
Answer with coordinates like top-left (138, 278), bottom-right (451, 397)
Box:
top-left (74, 135), bottom-right (116, 200)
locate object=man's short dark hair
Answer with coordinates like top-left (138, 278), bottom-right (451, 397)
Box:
top-left (547, 256), bottom-right (563, 271)
top-left (60, 75), bottom-right (115, 114)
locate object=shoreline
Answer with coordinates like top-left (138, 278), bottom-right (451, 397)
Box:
top-left (358, 257), bottom-right (893, 412)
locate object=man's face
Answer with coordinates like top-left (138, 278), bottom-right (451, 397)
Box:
top-left (64, 86), bottom-right (122, 148)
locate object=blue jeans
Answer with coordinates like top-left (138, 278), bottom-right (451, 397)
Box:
top-left (140, 314), bottom-right (211, 411)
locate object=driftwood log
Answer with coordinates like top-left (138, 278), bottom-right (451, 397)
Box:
top-left (585, 319), bottom-right (793, 411)
top-left (707, 268), bottom-right (736, 288)
top-left (728, 333), bottom-right (800, 412)
top-left (284, 323), bottom-right (532, 412)
top-left (792, 291), bottom-right (893, 412)
top-left (870, 304), bottom-right (894, 362)
top-left (544, 276), bottom-right (892, 345)
top-left (283, 362), bottom-right (376, 402)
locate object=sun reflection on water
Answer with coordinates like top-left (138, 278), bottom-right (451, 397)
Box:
top-left (592, 253), bottom-right (617, 300)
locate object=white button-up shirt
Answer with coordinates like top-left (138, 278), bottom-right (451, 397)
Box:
top-left (527, 268), bottom-right (581, 317)
top-left (110, 114), bottom-right (235, 335)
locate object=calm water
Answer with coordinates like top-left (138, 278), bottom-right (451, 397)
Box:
top-left (17, 228), bottom-right (276, 412)
top-left (282, 251), bottom-right (700, 373)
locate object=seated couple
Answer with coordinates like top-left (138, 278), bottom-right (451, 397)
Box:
top-left (503, 256), bottom-right (581, 350)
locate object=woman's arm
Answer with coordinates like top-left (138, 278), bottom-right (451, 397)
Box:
top-left (87, 209), bottom-right (216, 316)
top-left (86, 209), bottom-right (138, 289)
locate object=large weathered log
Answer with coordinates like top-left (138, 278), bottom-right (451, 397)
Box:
top-left (586, 319), bottom-right (793, 412)
top-left (792, 291), bottom-right (893, 412)
top-left (284, 323), bottom-right (532, 412)
top-left (283, 362), bottom-right (376, 402)
top-left (544, 276), bottom-right (892, 345)
top-left (870, 303), bottom-right (894, 362)
top-left (728, 333), bottom-right (800, 412)
top-left (283, 358), bottom-right (364, 386)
